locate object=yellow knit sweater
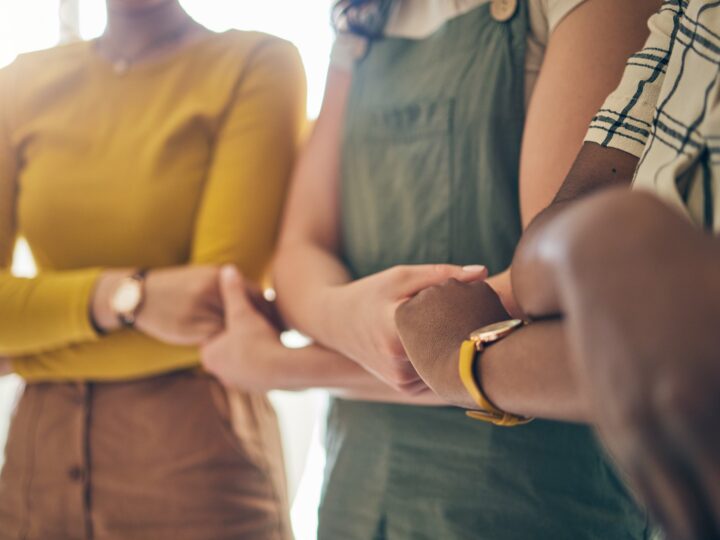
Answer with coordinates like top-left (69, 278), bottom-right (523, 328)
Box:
top-left (0, 30), bottom-right (306, 381)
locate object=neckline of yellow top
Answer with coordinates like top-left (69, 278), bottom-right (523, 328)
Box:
top-left (90, 26), bottom-right (220, 76)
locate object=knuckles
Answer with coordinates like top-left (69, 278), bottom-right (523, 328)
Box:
top-left (389, 365), bottom-right (422, 392)
top-left (388, 265), bottom-right (413, 284)
top-left (379, 337), bottom-right (406, 363)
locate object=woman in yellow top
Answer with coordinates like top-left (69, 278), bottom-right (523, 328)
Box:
top-left (0, 0), bottom-right (305, 538)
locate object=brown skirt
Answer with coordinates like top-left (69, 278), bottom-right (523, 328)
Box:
top-left (0, 369), bottom-right (292, 540)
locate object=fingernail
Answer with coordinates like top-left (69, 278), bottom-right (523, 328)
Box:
top-left (462, 265), bottom-right (486, 273)
top-left (222, 265), bottom-right (239, 281)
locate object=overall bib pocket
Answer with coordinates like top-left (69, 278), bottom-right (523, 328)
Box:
top-left (342, 99), bottom-right (454, 275)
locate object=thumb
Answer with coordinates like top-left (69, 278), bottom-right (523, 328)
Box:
top-left (219, 265), bottom-right (251, 327)
top-left (393, 264), bottom-right (487, 298)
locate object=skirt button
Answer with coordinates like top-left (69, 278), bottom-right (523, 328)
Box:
top-left (491, 0), bottom-right (518, 22)
top-left (68, 466), bottom-right (85, 482)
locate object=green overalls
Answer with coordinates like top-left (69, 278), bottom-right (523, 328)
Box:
top-left (319, 3), bottom-right (651, 540)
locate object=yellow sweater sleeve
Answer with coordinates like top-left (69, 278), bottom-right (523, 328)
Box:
top-left (12, 38), bottom-right (306, 381)
top-left (0, 64), bottom-right (102, 358)
top-left (190, 39), bottom-right (307, 280)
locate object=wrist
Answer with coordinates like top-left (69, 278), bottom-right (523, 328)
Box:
top-left (315, 284), bottom-right (349, 349)
top-left (461, 321), bottom-right (534, 426)
top-left (255, 339), bottom-right (297, 391)
top-left (90, 269), bottom-right (134, 333)
top-left (486, 271), bottom-right (520, 318)
top-left (271, 346), bottom-right (318, 391)
top-left (91, 273), bottom-right (122, 333)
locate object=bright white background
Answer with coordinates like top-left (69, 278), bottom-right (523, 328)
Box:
top-left (0, 1), bottom-right (335, 538)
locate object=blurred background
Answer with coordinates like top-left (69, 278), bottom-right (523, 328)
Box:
top-left (0, 1), bottom-right (335, 538)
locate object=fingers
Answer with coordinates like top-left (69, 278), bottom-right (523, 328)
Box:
top-left (389, 264), bottom-right (487, 298)
top-left (400, 378), bottom-right (431, 396)
top-left (200, 338), bottom-right (228, 383)
top-left (219, 265), bottom-right (252, 328)
top-left (368, 357), bottom-right (422, 393)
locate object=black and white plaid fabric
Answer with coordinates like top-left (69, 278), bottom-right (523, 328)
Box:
top-left (585, 0), bottom-right (720, 232)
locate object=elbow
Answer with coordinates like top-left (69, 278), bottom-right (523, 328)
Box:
top-left (512, 217), bottom-right (571, 318)
top-left (553, 189), bottom-right (686, 285)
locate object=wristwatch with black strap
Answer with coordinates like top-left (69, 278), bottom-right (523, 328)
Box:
top-left (110, 269), bottom-right (148, 328)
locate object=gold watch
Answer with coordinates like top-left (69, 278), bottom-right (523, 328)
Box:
top-left (110, 269), bottom-right (148, 327)
top-left (459, 319), bottom-right (534, 427)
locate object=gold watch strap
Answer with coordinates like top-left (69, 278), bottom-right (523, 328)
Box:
top-left (459, 339), bottom-right (533, 427)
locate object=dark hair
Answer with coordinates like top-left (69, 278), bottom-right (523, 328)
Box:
top-left (332, 0), bottom-right (393, 38)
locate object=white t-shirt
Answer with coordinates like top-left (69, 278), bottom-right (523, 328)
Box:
top-left (331, 0), bottom-right (587, 107)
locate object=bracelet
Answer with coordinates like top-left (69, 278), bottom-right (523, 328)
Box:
top-left (458, 339), bottom-right (533, 427)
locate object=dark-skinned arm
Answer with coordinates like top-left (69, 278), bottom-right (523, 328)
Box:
top-left (394, 147), bottom-right (640, 423)
top-left (512, 142), bottom-right (639, 318)
top-left (480, 0), bottom-right (674, 419)
top-left (479, 144), bottom-right (640, 422)
top-left (513, 0), bottom-right (684, 314)
top-left (394, 0), bottom-right (659, 422)
top-left (396, 280), bottom-right (586, 422)
top-left (518, 188), bottom-right (720, 540)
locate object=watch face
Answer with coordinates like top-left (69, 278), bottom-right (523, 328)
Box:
top-left (470, 319), bottom-right (524, 343)
top-left (112, 279), bottom-right (142, 315)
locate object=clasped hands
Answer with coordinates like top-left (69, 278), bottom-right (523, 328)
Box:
top-left (90, 265), bottom-right (287, 390)
top-left (91, 262), bottom-right (499, 396)
top-left (202, 263), bottom-right (495, 395)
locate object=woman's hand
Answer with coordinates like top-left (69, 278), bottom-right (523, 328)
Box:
top-left (136, 266), bottom-right (224, 345)
top-left (203, 266), bottom-right (454, 397)
top-left (395, 280), bottom-right (511, 408)
top-left (201, 266), bottom-right (289, 391)
top-left (92, 266), bottom-right (224, 345)
top-left (320, 264), bottom-right (488, 393)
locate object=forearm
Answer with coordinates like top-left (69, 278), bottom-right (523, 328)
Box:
top-left (12, 333), bottom-right (197, 381)
top-left (499, 190), bottom-right (720, 423)
top-left (555, 190), bottom-right (720, 347)
top-left (512, 143), bottom-right (639, 318)
top-left (273, 67), bottom-right (352, 345)
top-left (11, 264), bottom-right (222, 380)
top-left (266, 341), bottom-right (371, 392)
top-left (262, 342), bottom-right (442, 405)
top-left (274, 241), bottom-right (351, 346)
top-left (4, 267), bottom-right (198, 380)
top-left (0, 267), bottom-right (103, 356)
top-left (336, 384), bottom-right (443, 406)
top-left (479, 320), bottom-right (590, 423)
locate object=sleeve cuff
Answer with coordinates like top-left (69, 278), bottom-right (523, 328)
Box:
top-left (585, 95), bottom-right (656, 159)
top-left (69, 267), bottom-right (104, 343)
